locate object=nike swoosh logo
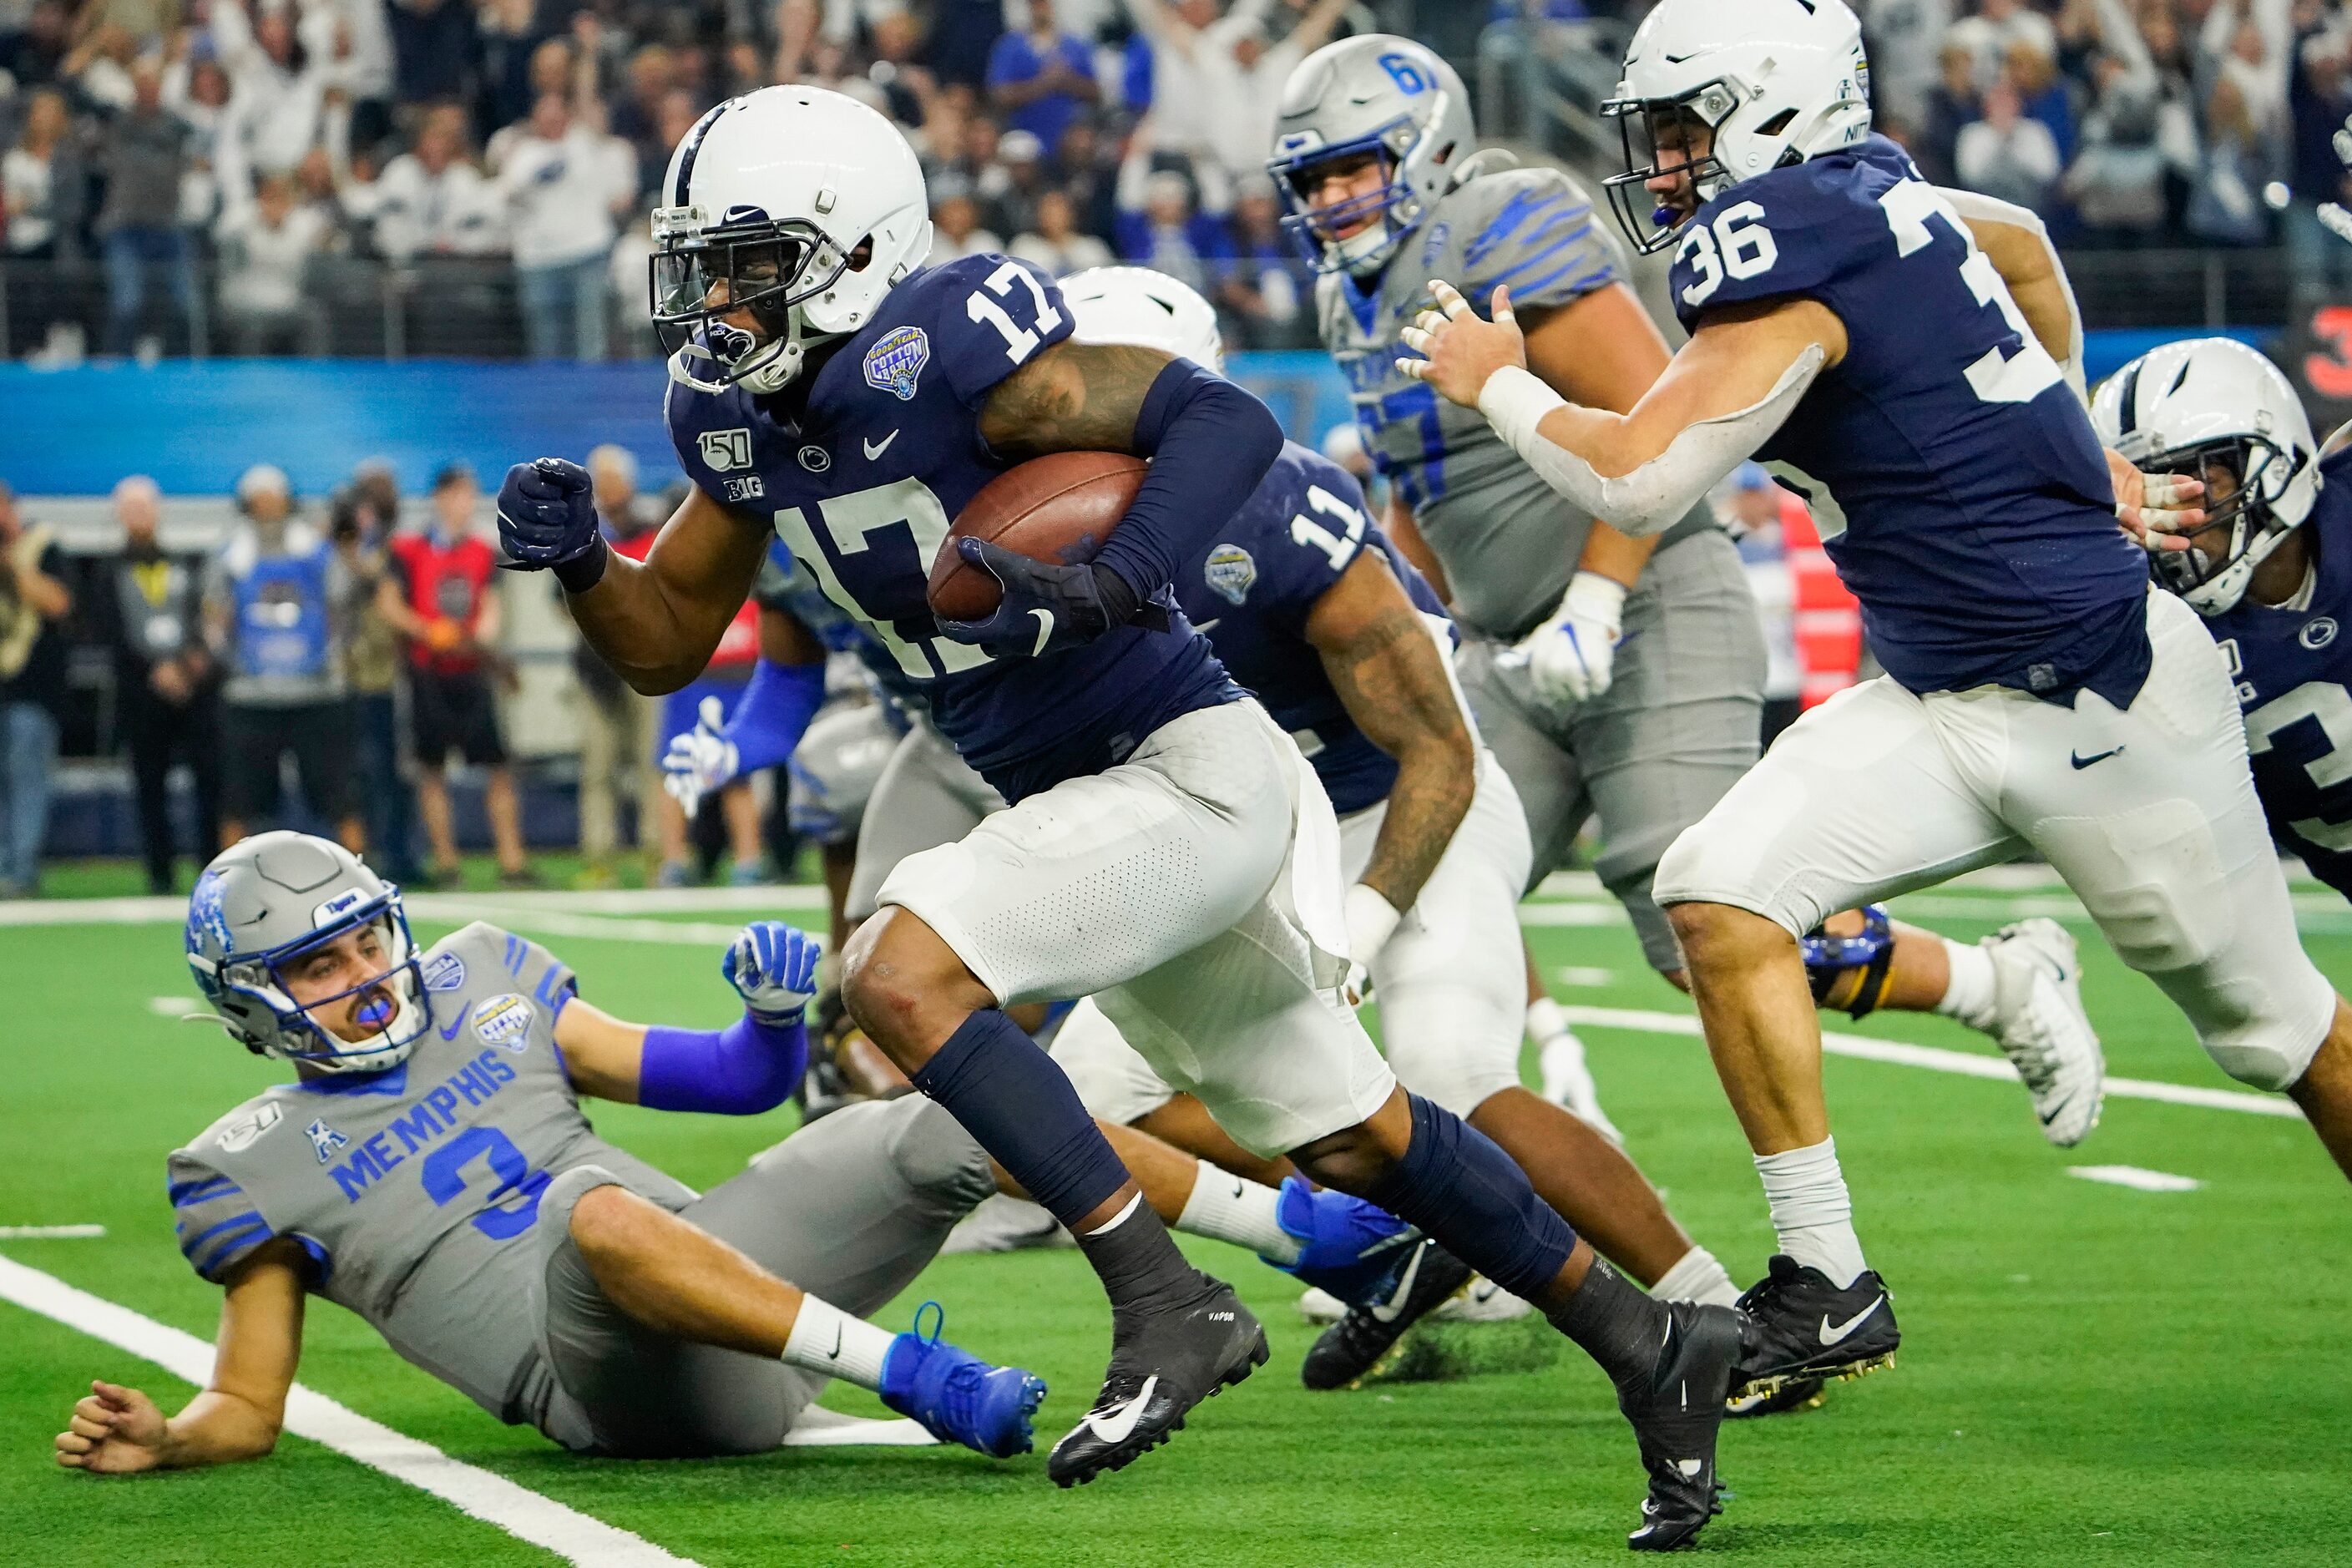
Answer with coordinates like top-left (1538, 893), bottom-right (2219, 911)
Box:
top-left (863, 431), bottom-right (898, 460)
top-left (1819, 1295), bottom-right (1885, 1346)
top-left (438, 1002), bottom-right (473, 1041)
top-left (828, 1321), bottom-right (843, 1358)
top-left (2070, 746), bottom-right (2126, 769)
top-left (1026, 608), bottom-right (1055, 657)
top-left (1192, 618), bottom-right (1220, 632)
top-left (1081, 1376), bottom-right (1156, 1444)
top-left (1373, 1244), bottom-right (1425, 1323)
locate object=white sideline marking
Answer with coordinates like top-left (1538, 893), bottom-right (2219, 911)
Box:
top-left (2068, 1165), bottom-right (2204, 1192)
top-left (1552, 967), bottom-right (1617, 989)
top-left (147, 996), bottom-right (204, 1018)
top-left (0, 884), bottom-right (827, 928)
top-left (0, 1255), bottom-right (701, 1567)
top-left (0, 1225), bottom-right (104, 1239)
top-left (1560, 1004), bottom-right (2305, 1121)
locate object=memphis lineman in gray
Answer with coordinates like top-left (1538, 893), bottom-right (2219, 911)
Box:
top-left (167, 920), bottom-right (995, 1456)
top-left (1297, 81), bottom-right (1763, 969)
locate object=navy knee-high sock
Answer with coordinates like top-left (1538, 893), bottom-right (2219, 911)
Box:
top-left (911, 1009), bottom-right (1199, 1309)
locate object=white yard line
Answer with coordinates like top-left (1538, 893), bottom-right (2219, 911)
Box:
top-left (0, 1225), bottom-right (104, 1238)
top-left (1560, 1004), bottom-right (2304, 1121)
top-left (0, 1255), bottom-right (702, 1568)
top-left (2068, 1165), bottom-right (2205, 1192)
top-left (0, 885), bottom-right (827, 928)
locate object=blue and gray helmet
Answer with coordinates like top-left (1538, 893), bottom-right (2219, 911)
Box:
top-left (185, 832), bottom-right (428, 1074)
top-left (1267, 36), bottom-right (1479, 276)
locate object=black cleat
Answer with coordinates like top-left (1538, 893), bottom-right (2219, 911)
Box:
top-left (1730, 1254), bottom-right (1899, 1401)
top-left (1621, 1301), bottom-right (1745, 1552)
top-left (1726, 1376), bottom-right (1826, 1419)
top-left (1299, 1237), bottom-right (1474, 1391)
top-left (1047, 1272), bottom-right (1266, 1487)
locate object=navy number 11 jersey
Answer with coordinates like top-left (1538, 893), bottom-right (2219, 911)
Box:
top-left (1669, 136), bottom-right (2151, 709)
top-left (667, 255), bottom-right (1236, 802)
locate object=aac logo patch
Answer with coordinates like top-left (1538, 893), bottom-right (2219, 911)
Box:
top-left (1204, 544), bottom-right (1257, 606)
top-left (219, 1101), bottom-right (281, 1154)
top-left (474, 992), bottom-right (535, 1052)
top-left (422, 950), bottom-right (468, 992)
top-left (306, 1118), bottom-right (350, 1165)
top-left (700, 427), bottom-right (754, 471)
top-left (863, 326), bottom-right (930, 402)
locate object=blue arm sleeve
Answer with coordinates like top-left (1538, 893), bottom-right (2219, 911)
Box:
top-left (1091, 359), bottom-right (1287, 604)
top-left (723, 657), bottom-right (827, 776)
top-left (637, 1014), bottom-right (808, 1115)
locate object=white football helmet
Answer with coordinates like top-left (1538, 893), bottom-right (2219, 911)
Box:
top-left (2092, 337), bottom-right (2322, 615)
top-left (651, 86), bottom-right (935, 395)
top-left (1267, 35), bottom-right (1479, 277)
top-left (1601, 0), bottom-right (1873, 254)
top-left (1060, 266), bottom-right (1224, 372)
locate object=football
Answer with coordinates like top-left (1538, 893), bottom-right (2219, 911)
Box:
top-left (924, 450), bottom-right (1147, 621)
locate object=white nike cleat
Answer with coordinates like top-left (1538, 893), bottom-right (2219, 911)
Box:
top-left (1299, 1275), bottom-right (1531, 1325)
top-left (1982, 918), bottom-right (2104, 1147)
top-left (1297, 1285), bottom-right (1348, 1324)
top-left (1539, 1028), bottom-right (1624, 1146)
top-left (941, 1193), bottom-right (1073, 1255)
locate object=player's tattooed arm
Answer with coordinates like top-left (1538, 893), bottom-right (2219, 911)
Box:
top-left (975, 340), bottom-right (1175, 461)
top-left (569, 485), bottom-right (772, 695)
top-left (1308, 549), bottom-right (1476, 913)
top-left (56, 1242), bottom-right (305, 1473)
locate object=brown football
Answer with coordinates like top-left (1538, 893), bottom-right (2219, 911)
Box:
top-left (925, 450), bottom-right (1148, 621)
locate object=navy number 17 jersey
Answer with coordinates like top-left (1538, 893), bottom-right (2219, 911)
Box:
top-left (1669, 136), bottom-right (2151, 708)
top-left (667, 254), bottom-right (1235, 801)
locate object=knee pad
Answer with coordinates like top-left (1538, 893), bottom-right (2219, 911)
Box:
top-left (876, 1096), bottom-right (998, 1210)
top-left (2177, 973), bottom-right (2334, 1092)
top-left (1802, 905), bottom-right (1896, 1020)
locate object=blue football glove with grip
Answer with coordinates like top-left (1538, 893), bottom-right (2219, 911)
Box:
top-left (935, 537), bottom-right (1167, 659)
top-left (662, 695), bottom-right (741, 817)
top-left (724, 920), bottom-right (821, 1024)
top-left (497, 458), bottom-right (609, 592)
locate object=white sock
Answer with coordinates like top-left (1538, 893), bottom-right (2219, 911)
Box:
top-left (1526, 994), bottom-right (1569, 1043)
top-left (1651, 1245), bottom-right (1741, 1308)
top-left (1754, 1137), bottom-right (1868, 1288)
top-left (1934, 938), bottom-right (1999, 1031)
top-left (781, 1295), bottom-right (898, 1390)
top-left (1176, 1161), bottom-right (1297, 1262)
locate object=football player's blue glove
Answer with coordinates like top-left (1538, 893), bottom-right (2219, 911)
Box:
top-left (496, 458), bottom-right (607, 591)
top-left (934, 538), bottom-right (1166, 659)
top-left (662, 695), bottom-right (740, 817)
top-left (724, 920), bottom-right (820, 1024)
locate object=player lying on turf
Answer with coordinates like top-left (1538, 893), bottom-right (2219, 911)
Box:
top-left (2097, 337), bottom-right (2352, 907)
top-left (1396, 0), bottom-right (2352, 1409)
top-left (497, 85), bottom-right (1749, 1547)
top-left (56, 832), bottom-right (1415, 1474)
top-left (1267, 33), bottom-right (2106, 1151)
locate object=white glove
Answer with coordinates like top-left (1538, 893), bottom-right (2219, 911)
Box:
top-left (1504, 570), bottom-right (1626, 706)
top-left (1339, 883), bottom-right (1403, 1008)
top-left (661, 695), bottom-right (739, 817)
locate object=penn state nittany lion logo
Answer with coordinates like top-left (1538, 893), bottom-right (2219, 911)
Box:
top-left (1204, 544), bottom-right (1257, 606)
top-left (863, 326), bottom-right (931, 402)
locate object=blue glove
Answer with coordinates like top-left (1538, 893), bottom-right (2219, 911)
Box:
top-left (723, 920), bottom-right (821, 1024)
top-left (497, 458), bottom-right (608, 592)
top-left (934, 538), bottom-right (1164, 659)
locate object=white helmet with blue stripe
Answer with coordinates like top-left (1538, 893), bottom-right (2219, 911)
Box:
top-left (1267, 36), bottom-right (1478, 277)
top-left (185, 832), bottom-right (428, 1074)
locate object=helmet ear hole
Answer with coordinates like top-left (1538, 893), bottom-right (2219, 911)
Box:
top-left (848, 236), bottom-right (875, 271)
top-left (1757, 108), bottom-right (1797, 136)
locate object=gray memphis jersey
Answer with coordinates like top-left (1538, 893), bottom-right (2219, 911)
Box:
top-left (165, 923), bottom-right (690, 1426)
top-left (1315, 164), bottom-right (1712, 641)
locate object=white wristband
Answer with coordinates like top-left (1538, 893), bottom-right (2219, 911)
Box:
top-left (1343, 883), bottom-right (1404, 968)
top-left (1477, 365), bottom-right (1570, 460)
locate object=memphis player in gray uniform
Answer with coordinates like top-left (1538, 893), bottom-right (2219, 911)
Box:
top-left (1402, 0), bottom-right (2352, 1410)
top-left (64, 830), bottom-right (1050, 1470)
top-left (1271, 32), bottom-right (2112, 1153)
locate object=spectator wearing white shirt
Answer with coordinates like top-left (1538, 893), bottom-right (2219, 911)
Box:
top-left (215, 172), bottom-right (331, 354)
top-left (1010, 186), bottom-right (1114, 276)
top-left (1955, 75), bottom-right (2062, 213)
top-left (372, 102), bottom-right (505, 262)
top-left (1120, 0), bottom-right (1347, 210)
top-left (498, 93), bottom-right (637, 361)
top-left (210, 0), bottom-right (331, 211)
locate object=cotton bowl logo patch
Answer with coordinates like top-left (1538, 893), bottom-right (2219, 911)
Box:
top-left (306, 1119), bottom-right (350, 1165)
top-left (1204, 544), bottom-right (1257, 606)
top-left (474, 993), bottom-right (535, 1052)
top-left (863, 326), bottom-right (930, 402)
top-left (422, 951), bottom-right (467, 993)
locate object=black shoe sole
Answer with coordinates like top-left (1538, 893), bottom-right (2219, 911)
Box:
top-left (1730, 1348), bottom-right (1895, 1404)
top-left (1726, 1376), bottom-right (1827, 1418)
top-left (1050, 1329), bottom-right (1269, 1488)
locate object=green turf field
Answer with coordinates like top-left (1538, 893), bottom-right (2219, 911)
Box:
top-left (4, 874), bottom-right (2348, 1565)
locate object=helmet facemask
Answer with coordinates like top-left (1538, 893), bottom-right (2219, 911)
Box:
top-left (1601, 87), bottom-right (1744, 256)
top-left (1271, 109), bottom-right (1442, 277)
top-left (2127, 432), bottom-right (2309, 614)
top-left (191, 890), bottom-right (429, 1075)
top-left (651, 211), bottom-right (855, 395)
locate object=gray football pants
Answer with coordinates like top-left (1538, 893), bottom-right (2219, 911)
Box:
top-left (1457, 528), bottom-right (1765, 973)
top-left (844, 719), bottom-right (1006, 923)
top-left (528, 1096), bottom-right (997, 1457)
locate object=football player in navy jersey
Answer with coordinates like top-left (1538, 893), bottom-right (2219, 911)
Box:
top-left (2097, 337), bottom-right (2352, 910)
top-left (496, 87), bottom-right (1750, 1545)
top-left (1400, 0), bottom-right (2352, 1409)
